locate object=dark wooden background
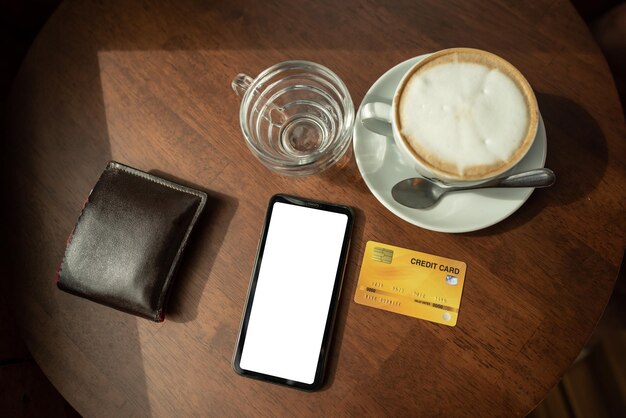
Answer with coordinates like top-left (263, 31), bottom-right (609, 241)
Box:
top-left (2, 0), bottom-right (625, 416)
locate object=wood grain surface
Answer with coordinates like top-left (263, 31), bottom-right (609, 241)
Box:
top-left (2, 0), bottom-right (625, 416)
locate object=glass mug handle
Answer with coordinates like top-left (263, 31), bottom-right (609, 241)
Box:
top-left (360, 102), bottom-right (393, 136)
top-left (232, 73), bottom-right (253, 97)
top-left (231, 73), bottom-right (287, 126)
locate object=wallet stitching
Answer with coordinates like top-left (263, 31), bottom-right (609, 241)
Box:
top-left (109, 162), bottom-right (207, 321)
top-left (110, 161), bottom-right (207, 200)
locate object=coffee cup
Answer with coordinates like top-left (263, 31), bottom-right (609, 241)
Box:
top-left (361, 48), bottom-right (539, 185)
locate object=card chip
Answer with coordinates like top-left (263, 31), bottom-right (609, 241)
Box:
top-left (372, 247), bottom-right (393, 264)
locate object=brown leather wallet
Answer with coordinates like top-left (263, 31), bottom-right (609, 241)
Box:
top-left (57, 161), bottom-right (207, 321)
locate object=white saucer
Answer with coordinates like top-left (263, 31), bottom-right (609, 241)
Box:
top-left (353, 55), bottom-right (547, 233)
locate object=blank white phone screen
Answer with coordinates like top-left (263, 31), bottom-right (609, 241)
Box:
top-left (239, 202), bottom-right (348, 384)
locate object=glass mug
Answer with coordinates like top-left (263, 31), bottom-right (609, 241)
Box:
top-left (232, 61), bottom-right (354, 176)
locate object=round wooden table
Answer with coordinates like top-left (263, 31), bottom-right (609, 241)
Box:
top-left (4, 0), bottom-right (625, 416)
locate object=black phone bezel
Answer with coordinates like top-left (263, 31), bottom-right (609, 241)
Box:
top-left (232, 194), bottom-right (354, 391)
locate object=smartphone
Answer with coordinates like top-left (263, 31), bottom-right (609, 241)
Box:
top-left (233, 194), bottom-right (354, 390)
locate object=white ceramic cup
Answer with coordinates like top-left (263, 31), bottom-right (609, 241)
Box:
top-left (360, 48), bottom-right (539, 186)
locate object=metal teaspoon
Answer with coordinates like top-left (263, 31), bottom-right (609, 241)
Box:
top-left (391, 168), bottom-right (556, 209)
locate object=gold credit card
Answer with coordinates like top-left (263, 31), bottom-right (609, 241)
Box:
top-left (354, 241), bottom-right (467, 326)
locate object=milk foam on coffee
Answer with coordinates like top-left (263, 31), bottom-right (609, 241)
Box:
top-left (398, 56), bottom-right (532, 179)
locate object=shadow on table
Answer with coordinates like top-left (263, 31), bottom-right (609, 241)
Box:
top-left (1, 12), bottom-right (154, 415)
top-left (529, 248), bottom-right (626, 417)
top-left (149, 171), bottom-right (239, 323)
top-left (466, 92), bottom-right (608, 237)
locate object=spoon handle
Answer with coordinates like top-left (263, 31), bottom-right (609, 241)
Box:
top-left (465, 168), bottom-right (556, 190)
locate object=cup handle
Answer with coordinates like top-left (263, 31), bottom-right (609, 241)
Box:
top-left (360, 102), bottom-right (393, 137)
top-left (231, 73), bottom-right (287, 126)
top-left (232, 74), bottom-right (253, 97)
